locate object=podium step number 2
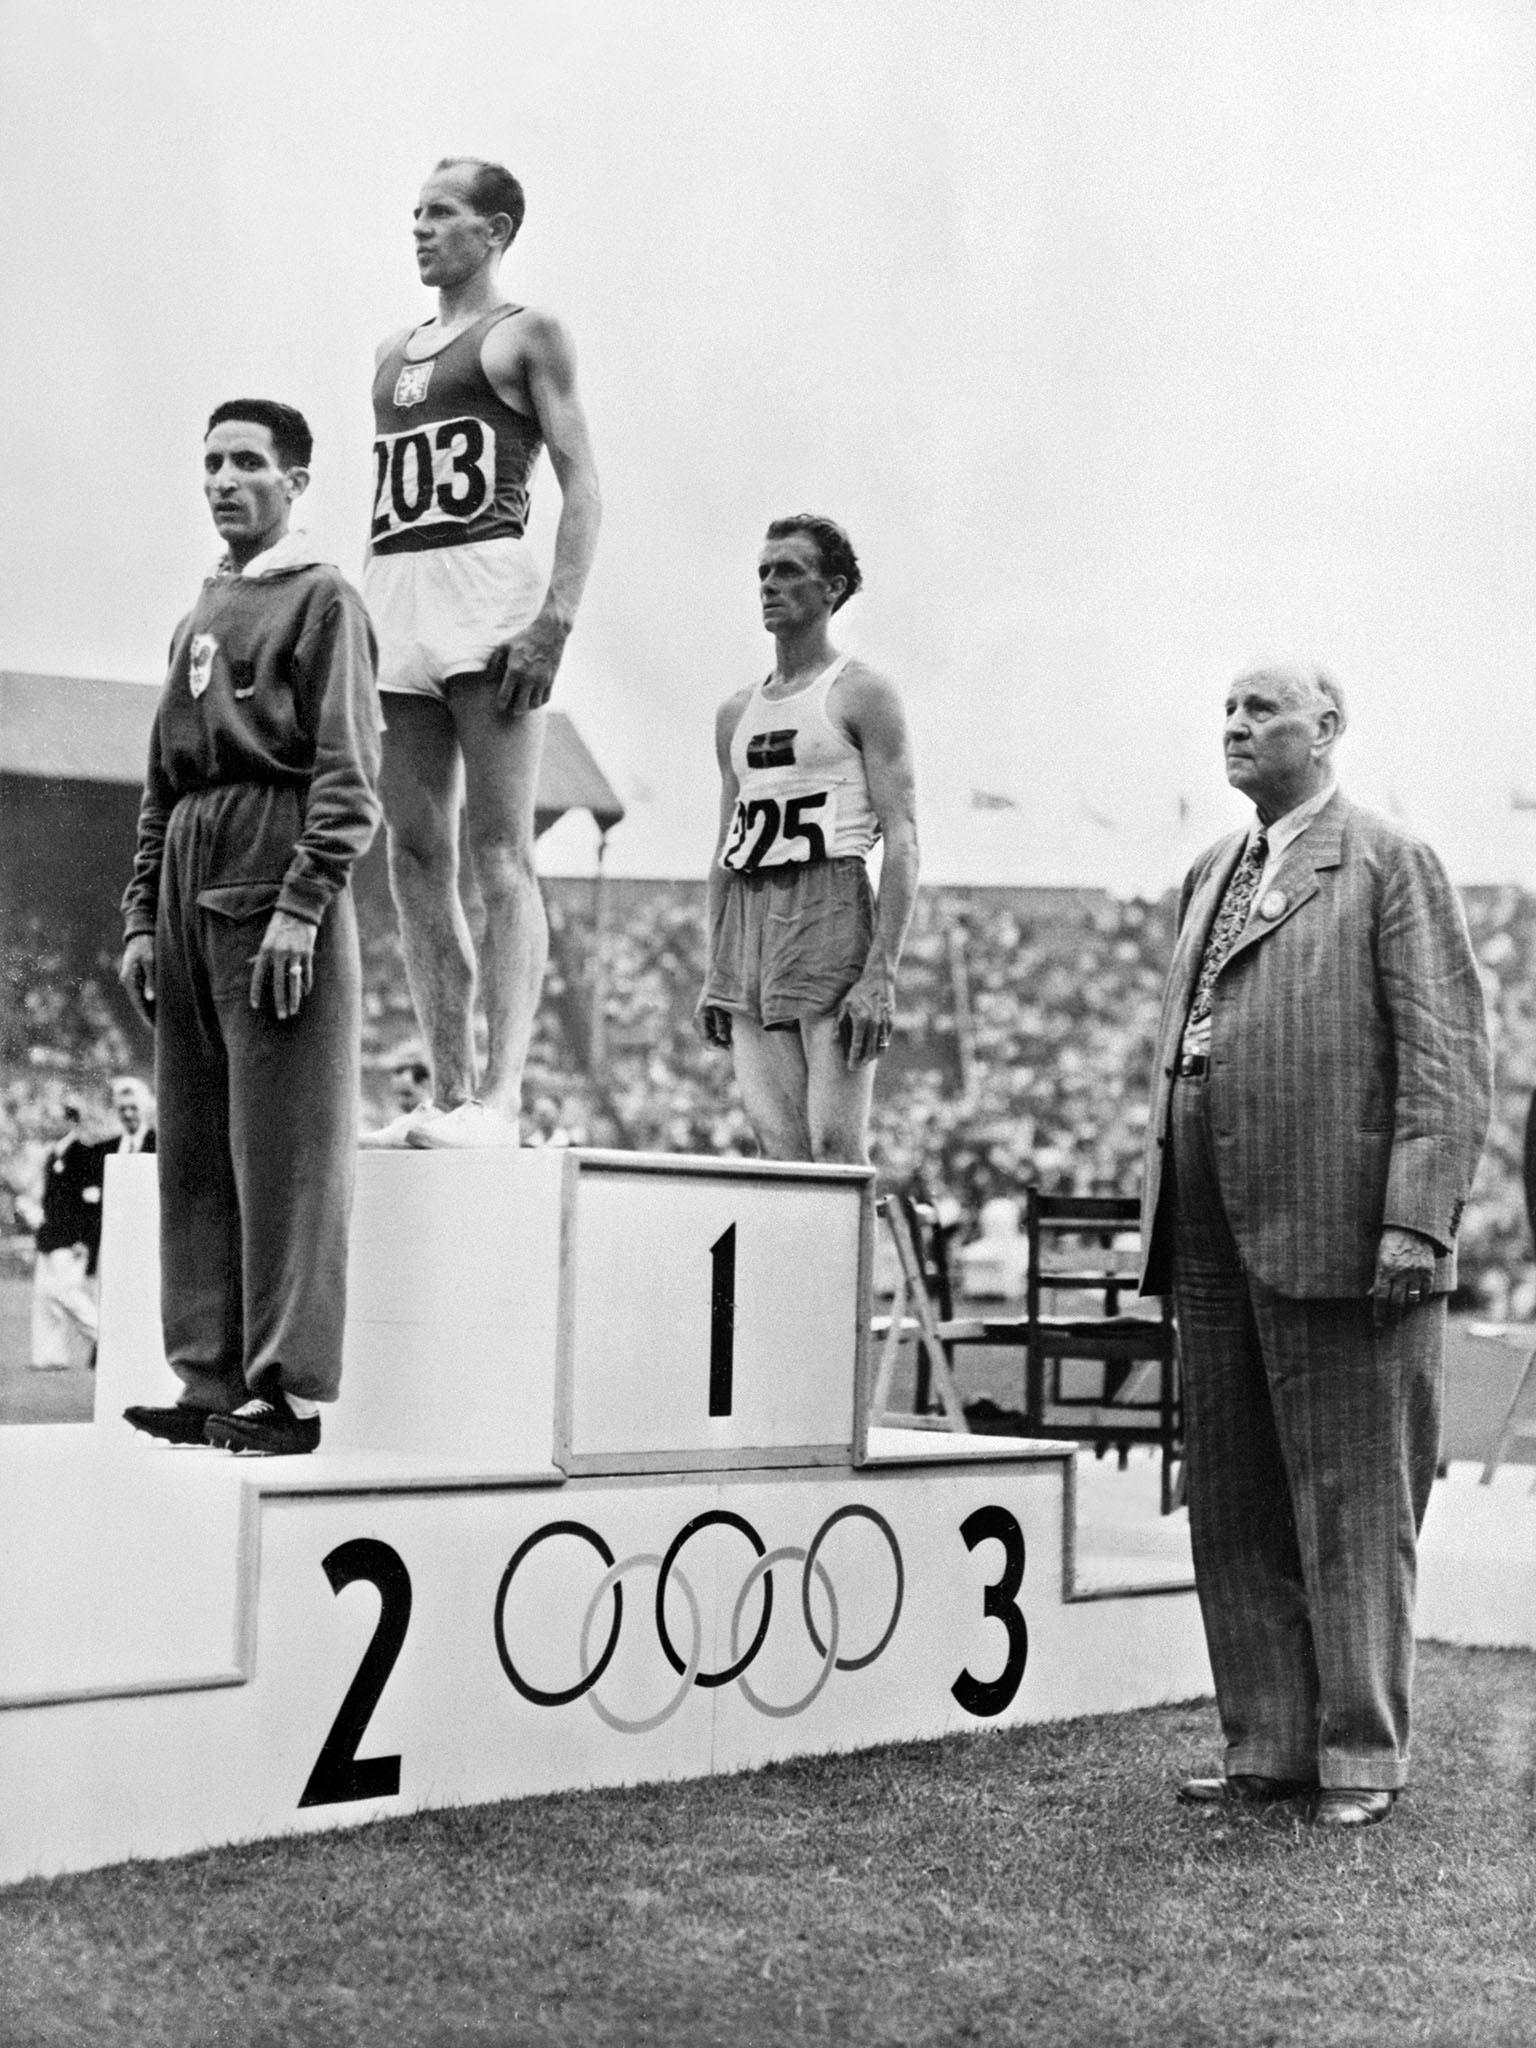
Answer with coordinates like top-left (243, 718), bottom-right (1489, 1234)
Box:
top-left (291, 1487), bottom-right (1032, 1813)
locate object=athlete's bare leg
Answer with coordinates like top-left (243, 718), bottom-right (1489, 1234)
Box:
top-left (732, 1012), bottom-right (875, 1162)
top-left (729, 1016), bottom-right (813, 1161)
top-left (446, 680), bottom-right (549, 1125)
top-left (801, 1011), bottom-right (876, 1164)
top-left (380, 697), bottom-right (476, 1109)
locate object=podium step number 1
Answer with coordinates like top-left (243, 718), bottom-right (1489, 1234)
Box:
top-left (558, 1154), bottom-right (873, 1472)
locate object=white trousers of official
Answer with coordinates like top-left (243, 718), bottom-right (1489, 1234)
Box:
top-left (31, 1245), bottom-right (98, 1369)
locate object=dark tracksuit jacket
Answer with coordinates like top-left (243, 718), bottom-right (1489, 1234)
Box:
top-left (122, 533), bottom-right (382, 1406)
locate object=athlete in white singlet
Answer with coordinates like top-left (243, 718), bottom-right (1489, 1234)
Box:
top-left (699, 516), bottom-right (919, 1163)
top-left (363, 157), bottom-right (601, 1151)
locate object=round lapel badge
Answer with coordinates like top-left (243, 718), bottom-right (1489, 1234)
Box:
top-left (1258, 889), bottom-right (1288, 921)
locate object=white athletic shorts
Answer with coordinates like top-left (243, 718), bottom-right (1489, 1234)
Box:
top-left (363, 535), bottom-right (544, 699)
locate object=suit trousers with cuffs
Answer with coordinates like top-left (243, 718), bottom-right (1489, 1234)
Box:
top-left (153, 785), bottom-right (361, 1411)
top-left (1169, 1072), bottom-right (1443, 1792)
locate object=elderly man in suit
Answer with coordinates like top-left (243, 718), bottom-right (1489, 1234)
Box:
top-left (1141, 663), bottom-right (1490, 1828)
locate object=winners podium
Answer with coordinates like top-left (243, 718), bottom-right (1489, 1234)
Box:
top-left (0, 1152), bottom-right (1209, 1885)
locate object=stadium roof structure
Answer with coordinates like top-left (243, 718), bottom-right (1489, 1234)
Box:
top-left (0, 670), bottom-right (625, 836)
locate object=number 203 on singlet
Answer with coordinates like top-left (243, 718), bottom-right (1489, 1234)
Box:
top-left (721, 785), bottom-right (840, 873)
top-left (371, 416), bottom-right (496, 544)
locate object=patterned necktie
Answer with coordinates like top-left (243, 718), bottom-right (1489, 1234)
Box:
top-left (1187, 830), bottom-right (1268, 1031)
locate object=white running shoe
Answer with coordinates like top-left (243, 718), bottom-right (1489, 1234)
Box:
top-left (405, 1099), bottom-right (520, 1149)
top-left (359, 1102), bottom-right (444, 1149)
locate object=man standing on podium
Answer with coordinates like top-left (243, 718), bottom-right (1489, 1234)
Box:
top-left (1141, 663), bottom-right (1490, 1827)
top-left (697, 515), bottom-right (919, 1164)
top-left (119, 400), bottom-right (381, 1456)
top-left (362, 156), bottom-right (601, 1151)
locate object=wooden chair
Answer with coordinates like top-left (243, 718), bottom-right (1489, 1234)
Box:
top-left (868, 1195), bottom-right (972, 1432)
top-left (870, 1193), bottom-right (1039, 1430)
top-left (1023, 1188), bottom-right (1183, 1514)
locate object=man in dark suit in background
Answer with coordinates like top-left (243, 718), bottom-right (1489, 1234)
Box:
top-left (1141, 663), bottom-right (1491, 1827)
top-left (23, 1094), bottom-right (104, 1370)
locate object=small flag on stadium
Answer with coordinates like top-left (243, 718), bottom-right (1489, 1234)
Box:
top-left (970, 788), bottom-right (1018, 811)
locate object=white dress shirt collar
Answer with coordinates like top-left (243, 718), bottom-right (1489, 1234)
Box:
top-left (1251, 779), bottom-right (1336, 892)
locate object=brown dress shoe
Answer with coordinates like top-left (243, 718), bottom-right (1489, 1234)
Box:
top-left (1312, 1788), bottom-right (1396, 1828)
top-left (1177, 1773), bottom-right (1315, 1807)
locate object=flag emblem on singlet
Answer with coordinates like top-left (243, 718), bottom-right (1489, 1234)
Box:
top-left (393, 362), bottom-right (434, 407)
top-left (188, 634), bottom-right (217, 700)
top-left (746, 729), bottom-right (797, 769)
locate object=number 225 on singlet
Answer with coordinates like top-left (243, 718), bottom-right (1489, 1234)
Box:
top-left (371, 417), bottom-right (496, 543)
top-left (721, 786), bottom-right (839, 872)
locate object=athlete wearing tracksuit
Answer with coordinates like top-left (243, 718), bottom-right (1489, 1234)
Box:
top-left (122, 523), bottom-right (381, 1436)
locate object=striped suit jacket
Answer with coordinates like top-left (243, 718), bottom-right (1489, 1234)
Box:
top-left (1140, 792), bottom-right (1492, 1298)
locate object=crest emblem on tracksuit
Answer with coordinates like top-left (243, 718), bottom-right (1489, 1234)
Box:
top-left (188, 634), bottom-right (218, 700)
top-left (393, 361), bottom-right (433, 407)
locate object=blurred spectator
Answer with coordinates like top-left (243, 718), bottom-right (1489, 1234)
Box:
top-left (387, 1048), bottom-right (432, 1119)
top-left (20, 1090), bottom-right (106, 1370)
top-left (108, 1076), bottom-right (156, 1155)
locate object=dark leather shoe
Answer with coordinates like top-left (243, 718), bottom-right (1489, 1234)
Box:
top-left (204, 1394), bottom-right (320, 1457)
top-left (1312, 1788), bottom-right (1396, 1828)
top-left (124, 1403), bottom-right (217, 1446)
top-left (1178, 1773), bottom-right (1315, 1807)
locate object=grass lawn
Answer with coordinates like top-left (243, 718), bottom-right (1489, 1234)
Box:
top-left (3, 1644), bottom-right (1533, 2048)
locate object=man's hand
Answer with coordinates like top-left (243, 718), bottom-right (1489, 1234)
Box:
top-left (1372, 1225), bottom-right (1438, 1329)
top-left (696, 1002), bottom-right (734, 1049)
top-left (836, 972), bottom-right (896, 1069)
top-left (119, 935), bottom-right (156, 1028)
top-left (250, 910), bottom-right (317, 1020)
top-left (488, 611), bottom-right (571, 717)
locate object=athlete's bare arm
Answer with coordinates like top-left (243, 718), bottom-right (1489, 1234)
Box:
top-left (830, 666), bottom-right (919, 1068)
top-left (481, 309), bottom-right (602, 717)
top-left (696, 689), bottom-right (751, 1048)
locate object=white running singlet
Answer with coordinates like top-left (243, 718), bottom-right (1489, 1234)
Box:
top-left (721, 656), bottom-right (880, 873)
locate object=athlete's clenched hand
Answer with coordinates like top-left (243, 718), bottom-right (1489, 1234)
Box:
top-left (250, 910), bottom-right (317, 1021)
top-left (119, 935), bottom-right (156, 1028)
top-left (836, 973), bottom-right (895, 1068)
top-left (490, 612), bottom-right (570, 716)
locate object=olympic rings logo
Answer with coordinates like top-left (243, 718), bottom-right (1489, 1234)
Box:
top-left (493, 1505), bottom-right (905, 1729)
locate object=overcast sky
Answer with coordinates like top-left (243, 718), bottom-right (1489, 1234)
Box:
top-left (4, 0), bottom-right (1536, 890)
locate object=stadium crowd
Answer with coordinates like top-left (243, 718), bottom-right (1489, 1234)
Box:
top-left (3, 879), bottom-right (1533, 1311)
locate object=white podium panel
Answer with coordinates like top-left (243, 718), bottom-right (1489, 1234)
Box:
top-left (96, 1151), bottom-right (568, 1468)
top-left (0, 1144), bottom-right (1226, 1887)
top-left (557, 1154), bottom-right (873, 1473)
top-left (0, 1451), bottom-right (1214, 1884)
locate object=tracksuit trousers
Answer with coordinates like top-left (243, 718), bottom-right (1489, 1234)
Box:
top-left (1169, 1073), bottom-right (1442, 1791)
top-left (153, 785), bottom-right (361, 1409)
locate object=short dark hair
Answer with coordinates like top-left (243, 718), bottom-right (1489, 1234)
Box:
top-left (435, 156), bottom-right (526, 245)
top-left (205, 399), bottom-right (313, 471)
top-left (765, 514), bottom-right (863, 610)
